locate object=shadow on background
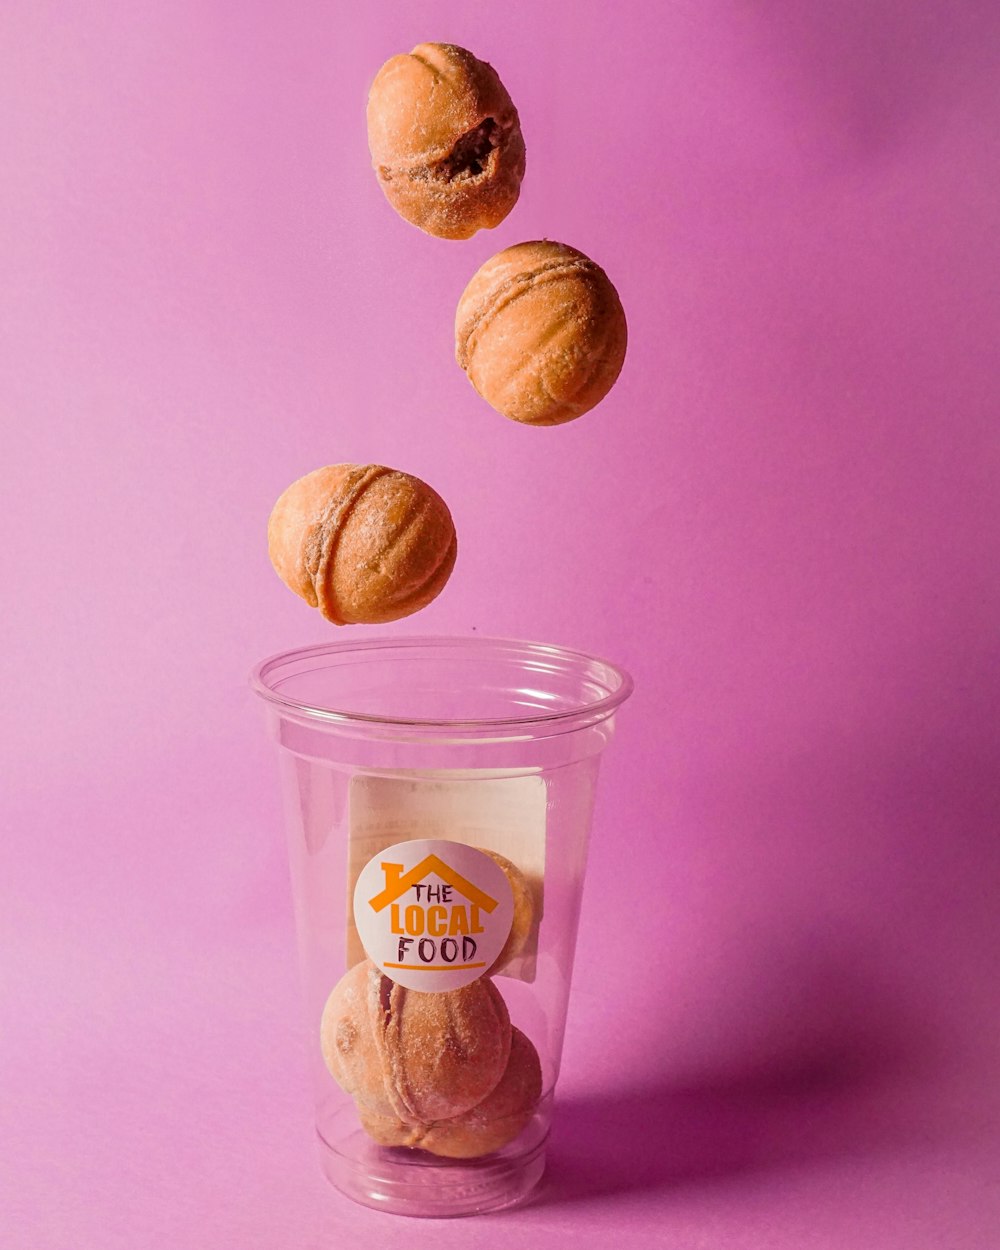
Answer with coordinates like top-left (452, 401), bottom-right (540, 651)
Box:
top-left (534, 956), bottom-right (946, 1208)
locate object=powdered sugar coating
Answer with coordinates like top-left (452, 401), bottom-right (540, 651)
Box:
top-left (455, 240), bottom-right (628, 426)
top-left (320, 961), bottom-right (511, 1123)
top-left (367, 42), bottom-right (525, 240)
top-left (267, 463), bottom-right (457, 625)
top-left (357, 1026), bottom-right (543, 1158)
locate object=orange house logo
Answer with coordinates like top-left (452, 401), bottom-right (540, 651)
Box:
top-left (367, 853), bottom-right (501, 972)
top-left (369, 854), bottom-right (498, 912)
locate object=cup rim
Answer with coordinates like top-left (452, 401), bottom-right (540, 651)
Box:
top-left (249, 635), bottom-right (634, 732)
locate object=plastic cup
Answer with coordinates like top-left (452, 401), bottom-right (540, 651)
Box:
top-left (251, 636), bottom-right (632, 1217)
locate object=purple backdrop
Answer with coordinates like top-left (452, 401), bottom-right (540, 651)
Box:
top-left (3, 1), bottom-right (999, 1246)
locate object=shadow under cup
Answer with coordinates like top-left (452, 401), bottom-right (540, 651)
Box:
top-left (251, 636), bottom-right (632, 1217)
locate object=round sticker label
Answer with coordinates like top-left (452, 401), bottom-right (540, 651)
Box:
top-left (353, 839), bottom-right (514, 992)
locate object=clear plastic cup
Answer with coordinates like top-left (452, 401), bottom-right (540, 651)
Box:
top-left (250, 636), bottom-right (632, 1217)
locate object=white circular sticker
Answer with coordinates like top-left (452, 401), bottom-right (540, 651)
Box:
top-left (353, 839), bottom-right (514, 992)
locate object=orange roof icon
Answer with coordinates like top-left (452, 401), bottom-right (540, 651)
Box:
top-left (367, 854), bottom-right (499, 914)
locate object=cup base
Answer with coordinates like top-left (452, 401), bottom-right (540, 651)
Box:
top-left (318, 1120), bottom-right (547, 1217)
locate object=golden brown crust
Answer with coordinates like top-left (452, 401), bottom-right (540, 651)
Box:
top-left (320, 961), bottom-right (512, 1123)
top-left (383, 973), bottom-right (511, 1121)
top-left (266, 464), bottom-right (354, 609)
top-left (357, 1026), bottom-right (542, 1158)
top-left (367, 42), bottom-right (525, 239)
top-left (455, 240), bottom-right (628, 425)
top-left (267, 463), bottom-right (457, 625)
top-left (320, 961), bottom-right (391, 1112)
top-left (480, 850), bottom-right (535, 974)
top-left (417, 1026), bottom-right (542, 1158)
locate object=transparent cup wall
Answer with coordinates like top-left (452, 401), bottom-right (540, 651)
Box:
top-left (253, 639), bottom-right (631, 1217)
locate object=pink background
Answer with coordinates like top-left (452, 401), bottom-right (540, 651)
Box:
top-left (3, 1), bottom-right (1000, 1245)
